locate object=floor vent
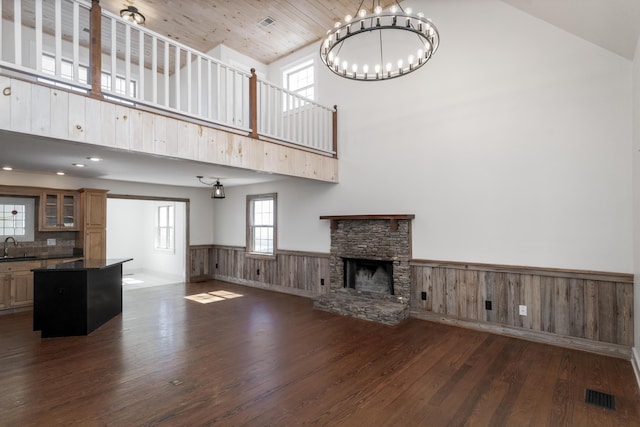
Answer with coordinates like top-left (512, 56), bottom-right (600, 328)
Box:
top-left (585, 389), bottom-right (616, 410)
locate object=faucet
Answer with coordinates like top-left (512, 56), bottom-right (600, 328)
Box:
top-left (3, 236), bottom-right (17, 258)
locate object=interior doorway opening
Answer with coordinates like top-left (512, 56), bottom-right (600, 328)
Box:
top-left (107, 197), bottom-right (188, 288)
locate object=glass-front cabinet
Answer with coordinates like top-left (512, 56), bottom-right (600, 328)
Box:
top-left (39, 192), bottom-right (80, 231)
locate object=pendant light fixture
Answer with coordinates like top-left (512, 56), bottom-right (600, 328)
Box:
top-left (320, 0), bottom-right (439, 81)
top-left (211, 180), bottom-right (225, 199)
top-left (197, 176), bottom-right (225, 199)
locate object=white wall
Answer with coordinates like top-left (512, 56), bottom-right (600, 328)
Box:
top-left (207, 44), bottom-right (268, 77)
top-left (107, 198), bottom-right (147, 273)
top-left (214, 0), bottom-right (633, 273)
top-left (0, 171), bottom-right (215, 246)
top-left (632, 34), bottom-right (640, 364)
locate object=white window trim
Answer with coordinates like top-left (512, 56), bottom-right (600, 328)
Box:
top-left (155, 204), bottom-right (175, 253)
top-left (282, 57), bottom-right (315, 113)
top-left (246, 193), bottom-right (277, 258)
top-left (0, 197), bottom-right (35, 242)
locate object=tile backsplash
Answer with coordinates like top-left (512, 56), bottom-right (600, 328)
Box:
top-left (4, 231), bottom-right (78, 258)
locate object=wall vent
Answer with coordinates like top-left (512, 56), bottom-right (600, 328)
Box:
top-left (259, 16), bottom-right (275, 27)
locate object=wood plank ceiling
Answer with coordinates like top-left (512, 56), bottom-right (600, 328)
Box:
top-left (97, 0), bottom-right (398, 64)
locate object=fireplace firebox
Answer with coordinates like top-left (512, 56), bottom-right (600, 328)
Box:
top-left (344, 258), bottom-right (394, 295)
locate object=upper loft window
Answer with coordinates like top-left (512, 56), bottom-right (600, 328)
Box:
top-left (41, 53), bottom-right (136, 97)
top-left (283, 58), bottom-right (314, 110)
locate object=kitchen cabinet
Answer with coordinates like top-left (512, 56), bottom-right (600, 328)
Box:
top-left (0, 274), bottom-right (10, 309)
top-left (39, 191), bottom-right (80, 231)
top-left (11, 270), bottom-right (34, 307)
top-left (78, 189), bottom-right (108, 260)
top-left (0, 260), bottom-right (42, 309)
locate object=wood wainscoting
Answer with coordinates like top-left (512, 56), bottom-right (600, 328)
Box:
top-left (189, 245), bottom-right (330, 298)
top-left (411, 260), bottom-right (634, 359)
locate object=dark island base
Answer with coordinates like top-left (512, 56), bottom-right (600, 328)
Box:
top-left (33, 261), bottom-right (126, 338)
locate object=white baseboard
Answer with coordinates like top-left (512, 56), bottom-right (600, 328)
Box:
top-left (633, 347), bottom-right (640, 390)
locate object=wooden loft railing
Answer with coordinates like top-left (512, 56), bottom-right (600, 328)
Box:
top-left (0, 0), bottom-right (337, 157)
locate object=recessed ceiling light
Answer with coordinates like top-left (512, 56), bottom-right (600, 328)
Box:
top-left (72, 163), bottom-right (86, 168)
top-left (2, 166), bottom-right (13, 171)
top-left (56, 171), bottom-right (65, 176)
top-left (86, 156), bottom-right (102, 162)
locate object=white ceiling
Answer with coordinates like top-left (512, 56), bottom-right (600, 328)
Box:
top-left (500, 0), bottom-right (640, 59)
top-left (2, 0), bottom-right (639, 189)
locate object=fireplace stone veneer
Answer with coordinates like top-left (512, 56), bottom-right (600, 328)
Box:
top-left (314, 215), bottom-right (414, 325)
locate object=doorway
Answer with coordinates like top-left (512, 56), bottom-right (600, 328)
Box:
top-left (106, 197), bottom-right (188, 288)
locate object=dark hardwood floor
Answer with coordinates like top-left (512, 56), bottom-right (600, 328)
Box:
top-left (1, 280), bottom-right (639, 426)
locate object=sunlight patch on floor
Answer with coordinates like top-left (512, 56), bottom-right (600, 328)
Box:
top-left (184, 290), bottom-right (244, 304)
top-left (122, 278), bottom-right (144, 285)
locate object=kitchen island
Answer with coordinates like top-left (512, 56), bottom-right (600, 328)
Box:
top-left (32, 258), bottom-right (132, 338)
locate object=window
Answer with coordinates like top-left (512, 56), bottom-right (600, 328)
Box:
top-left (247, 194), bottom-right (277, 256)
top-left (0, 197), bottom-right (35, 242)
top-left (41, 53), bottom-right (136, 97)
top-left (283, 59), bottom-right (314, 110)
top-left (156, 204), bottom-right (174, 251)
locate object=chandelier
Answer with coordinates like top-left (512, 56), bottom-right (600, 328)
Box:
top-left (320, 1), bottom-right (439, 81)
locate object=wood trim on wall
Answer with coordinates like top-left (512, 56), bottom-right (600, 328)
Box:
top-left (188, 245), bottom-right (330, 296)
top-left (411, 259), bottom-right (633, 283)
top-left (411, 260), bottom-right (634, 355)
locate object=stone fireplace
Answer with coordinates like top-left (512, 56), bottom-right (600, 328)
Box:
top-left (314, 214), bottom-right (414, 325)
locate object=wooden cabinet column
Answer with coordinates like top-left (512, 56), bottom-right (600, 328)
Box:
top-left (79, 189), bottom-right (108, 260)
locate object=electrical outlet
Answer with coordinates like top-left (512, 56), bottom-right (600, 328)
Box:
top-left (215, 263), bottom-right (218, 269)
top-left (320, 278), bottom-right (325, 286)
top-left (256, 268), bottom-right (260, 275)
top-left (485, 300), bottom-right (492, 311)
top-left (421, 291), bottom-right (427, 301)
top-left (519, 305), bottom-right (527, 316)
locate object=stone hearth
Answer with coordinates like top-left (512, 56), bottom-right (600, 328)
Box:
top-left (314, 215), bottom-right (414, 325)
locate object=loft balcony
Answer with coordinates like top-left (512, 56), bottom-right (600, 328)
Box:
top-left (0, 0), bottom-right (338, 183)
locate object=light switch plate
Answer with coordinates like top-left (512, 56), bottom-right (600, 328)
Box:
top-left (519, 305), bottom-right (527, 316)
top-left (47, 238), bottom-right (56, 246)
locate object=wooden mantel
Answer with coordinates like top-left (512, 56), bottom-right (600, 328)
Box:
top-left (320, 214), bottom-right (415, 231)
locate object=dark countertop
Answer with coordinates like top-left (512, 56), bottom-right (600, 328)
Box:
top-left (32, 258), bottom-right (133, 272)
top-left (0, 255), bottom-right (83, 263)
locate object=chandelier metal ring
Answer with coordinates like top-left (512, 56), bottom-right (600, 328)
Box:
top-left (320, 8), bottom-right (439, 81)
